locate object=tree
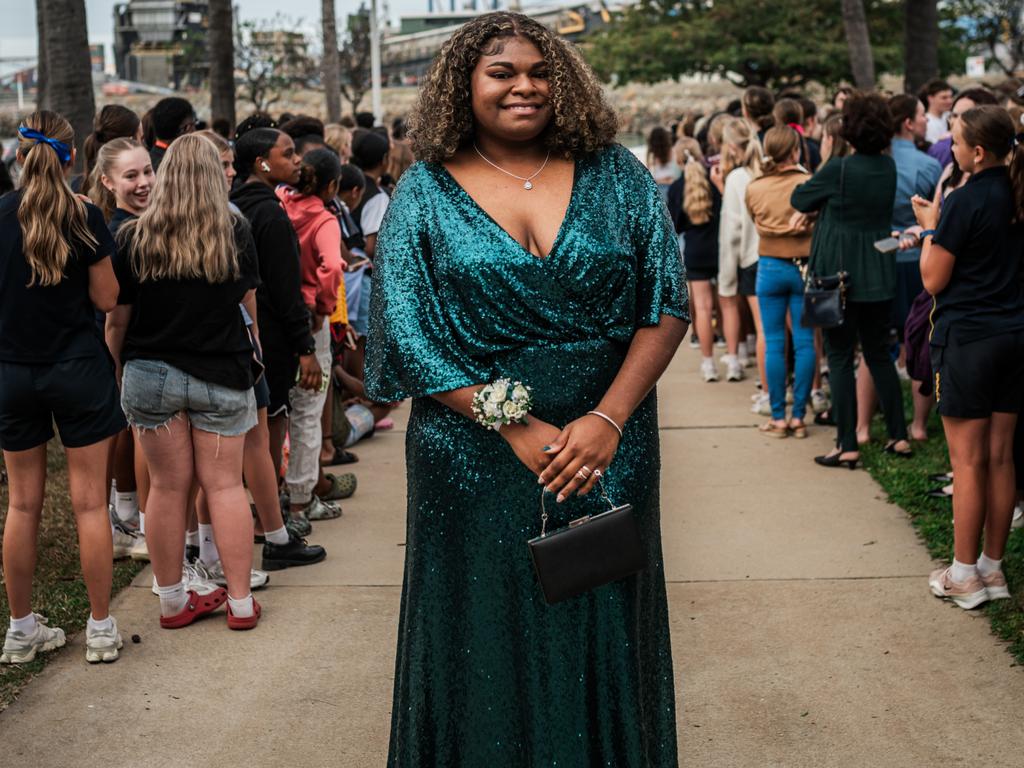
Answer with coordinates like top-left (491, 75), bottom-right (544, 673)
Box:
top-left (951, 0), bottom-right (1024, 76)
top-left (36, 0), bottom-right (96, 171)
top-left (208, 0), bottom-right (236, 130)
top-left (840, 0), bottom-right (876, 88)
top-left (585, 0), bottom-right (902, 90)
top-left (322, 0), bottom-right (342, 122)
top-left (339, 5), bottom-right (372, 115)
top-left (235, 16), bottom-right (315, 113)
top-left (904, 0), bottom-right (939, 93)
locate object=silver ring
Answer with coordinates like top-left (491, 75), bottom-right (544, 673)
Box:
top-left (593, 468), bottom-right (603, 477)
top-left (576, 470), bottom-right (589, 480)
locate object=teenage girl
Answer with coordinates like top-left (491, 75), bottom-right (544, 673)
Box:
top-left (0, 111), bottom-right (125, 664)
top-left (912, 105), bottom-right (1024, 609)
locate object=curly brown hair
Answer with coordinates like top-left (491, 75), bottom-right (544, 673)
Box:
top-left (409, 12), bottom-right (617, 162)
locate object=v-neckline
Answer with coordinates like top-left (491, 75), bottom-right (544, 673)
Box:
top-left (436, 159), bottom-right (581, 262)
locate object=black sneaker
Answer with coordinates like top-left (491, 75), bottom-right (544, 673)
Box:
top-left (262, 531), bottom-right (327, 571)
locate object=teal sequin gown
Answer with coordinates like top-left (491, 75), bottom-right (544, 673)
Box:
top-left (366, 144), bottom-right (689, 767)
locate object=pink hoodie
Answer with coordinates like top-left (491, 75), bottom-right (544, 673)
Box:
top-left (276, 187), bottom-right (344, 317)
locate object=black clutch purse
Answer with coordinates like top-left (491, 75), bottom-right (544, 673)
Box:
top-left (527, 478), bottom-right (647, 605)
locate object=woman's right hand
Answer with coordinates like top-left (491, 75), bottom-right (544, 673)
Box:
top-left (297, 353), bottom-right (323, 391)
top-left (502, 418), bottom-right (563, 477)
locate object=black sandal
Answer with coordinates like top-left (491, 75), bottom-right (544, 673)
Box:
top-left (884, 440), bottom-right (913, 458)
top-left (924, 486), bottom-right (953, 499)
top-left (928, 472), bottom-right (952, 484)
top-left (814, 452), bottom-right (859, 470)
top-left (321, 449), bottom-right (359, 467)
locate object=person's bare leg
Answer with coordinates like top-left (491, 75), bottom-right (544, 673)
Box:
top-left (113, 429), bottom-right (136, 493)
top-left (719, 294), bottom-right (742, 356)
top-left (320, 384), bottom-right (334, 465)
top-left (136, 418), bottom-right (194, 588)
top-left (943, 415), bottom-right (990, 565)
top-left (66, 438), bottom-right (116, 620)
top-left (1, 445), bottom-right (47, 620)
top-left (856, 359), bottom-right (877, 445)
top-left (244, 408), bottom-right (287, 535)
top-left (192, 429), bottom-right (251, 601)
top-left (745, 296), bottom-right (767, 391)
top-left (982, 412), bottom-right (1018, 561)
top-left (689, 281), bottom-right (715, 359)
top-left (134, 438), bottom-right (150, 513)
top-left (910, 383), bottom-right (933, 441)
top-left (268, 412), bottom-right (288, 480)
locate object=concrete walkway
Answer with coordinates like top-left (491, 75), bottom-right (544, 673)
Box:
top-left (2, 345), bottom-right (1024, 767)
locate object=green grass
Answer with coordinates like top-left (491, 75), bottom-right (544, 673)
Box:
top-left (860, 384), bottom-right (1024, 665)
top-left (0, 444), bottom-right (144, 710)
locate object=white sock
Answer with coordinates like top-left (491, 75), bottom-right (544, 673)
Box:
top-left (977, 553), bottom-right (1003, 577)
top-left (10, 613), bottom-right (37, 635)
top-left (109, 480), bottom-right (117, 508)
top-left (702, 356), bottom-right (714, 366)
top-left (722, 353), bottom-right (737, 364)
top-left (738, 341), bottom-right (748, 359)
top-left (951, 559), bottom-right (978, 583)
top-left (746, 333), bottom-right (757, 349)
top-left (228, 593), bottom-right (255, 618)
top-left (198, 523), bottom-right (219, 566)
top-left (156, 581), bottom-right (188, 616)
top-left (87, 614), bottom-right (113, 632)
top-left (265, 526), bottom-right (289, 546)
top-left (114, 491), bottom-right (138, 523)
top-left (138, 511), bottom-right (146, 536)
top-left (185, 529), bottom-right (199, 548)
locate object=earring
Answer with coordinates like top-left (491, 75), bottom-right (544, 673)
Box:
top-left (260, 161), bottom-right (271, 172)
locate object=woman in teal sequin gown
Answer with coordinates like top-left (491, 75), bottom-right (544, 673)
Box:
top-left (366, 13), bottom-right (689, 767)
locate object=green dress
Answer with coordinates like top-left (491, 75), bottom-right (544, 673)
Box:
top-left (366, 144), bottom-right (689, 768)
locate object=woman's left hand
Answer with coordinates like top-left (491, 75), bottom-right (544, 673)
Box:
top-left (537, 414), bottom-right (621, 502)
top-left (911, 195), bottom-right (939, 230)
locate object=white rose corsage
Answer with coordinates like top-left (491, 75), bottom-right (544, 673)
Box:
top-left (472, 379), bottom-right (533, 431)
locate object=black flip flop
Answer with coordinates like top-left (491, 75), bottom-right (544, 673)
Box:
top-left (928, 472), bottom-right (952, 484)
top-left (924, 486), bottom-right (953, 499)
top-left (322, 449), bottom-right (359, 466)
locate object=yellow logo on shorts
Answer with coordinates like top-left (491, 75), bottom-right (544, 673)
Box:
top-left (934, 372), bottom-right (941, 403)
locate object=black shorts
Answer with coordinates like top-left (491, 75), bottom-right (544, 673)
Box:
top-left (738, 262), bottom-right (758, 297)
top-left (931, 331), bottom-right (1024, 418)
top-left (0, 354), bottom-right (127, 451)
top-left (686, 266), bottom-right (717, 282)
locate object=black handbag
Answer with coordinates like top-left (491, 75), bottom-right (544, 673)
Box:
top-left (527, 478), bottom-right (647, 605)
top-left (801, 157), bottom-right (850, 329)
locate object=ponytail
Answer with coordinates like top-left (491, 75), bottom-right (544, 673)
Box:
top-left (81, 105), bottom-right (141, 196)
top-left (16, 111), bottom-right (97, 287)
top-left (675, 137), bottom-right (712, 226)
top-left (760, 126), bottom-right (801, 176)
top-left (959, 105), bottom-right (1024, 222)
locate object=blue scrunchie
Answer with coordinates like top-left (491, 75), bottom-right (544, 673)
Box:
top-left (19, 126), bottom-right (72, 165)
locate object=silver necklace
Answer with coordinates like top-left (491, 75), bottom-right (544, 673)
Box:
top-left (473, 144), bottom-right (551, 190)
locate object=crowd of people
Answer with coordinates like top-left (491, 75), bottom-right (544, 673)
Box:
top-left (0, 96), bottom-right (413, 662)
top-left (647, 78), bottom-right (1024, 611)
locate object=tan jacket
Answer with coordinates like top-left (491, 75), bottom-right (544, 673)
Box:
top-left (745, 167), bottom-right (813, 259)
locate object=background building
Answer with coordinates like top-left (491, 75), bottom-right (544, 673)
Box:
top-left (113, 0), bottom-right (210, 89)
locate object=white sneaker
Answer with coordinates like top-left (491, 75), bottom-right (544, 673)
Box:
top-left (85, 617), bottom-right (123, 664)
top-left (751, 393), bottom-right (771, 416)
top-left (0, 615), bottom-right (66, 664)
top-left (195, 559), bottom-right (270, 591)
top-left (811, 389), bottom-right (830, 414)
top-left (724, 356), bottom-right (744, 382)
top-left (1013, 505), bottom-right (1023, 530)
top-left (151, 561), bottom-right (221, 596)
top-left (111, 524), bottom-right (137, 560)
top-left (130, 533), bottom-right (150, 562)
top-left (700, 359), bottom-right (719, 382)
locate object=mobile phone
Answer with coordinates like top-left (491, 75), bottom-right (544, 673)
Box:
top-left (873, 237), bottom-right (900, 254)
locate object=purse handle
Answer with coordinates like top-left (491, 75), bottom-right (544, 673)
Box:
top-left (540, 475), bottom-right (618, 537)
top-left (837, 156), bottom-right (845, 275)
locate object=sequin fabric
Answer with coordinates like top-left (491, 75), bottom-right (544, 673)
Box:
top-left (366, 144), bottom-right (689, 767)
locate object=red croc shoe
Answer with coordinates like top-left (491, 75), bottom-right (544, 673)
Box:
top-left (159, 589), bottom-right (228, 629)
top-left (227, 598), bottom-right (261, 631)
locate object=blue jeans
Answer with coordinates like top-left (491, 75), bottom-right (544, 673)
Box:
top-left (756, 257), bottom-right (815, 421)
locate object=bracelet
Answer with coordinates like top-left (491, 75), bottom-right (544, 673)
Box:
top-left (471, 379), bottom-right (533, 431)
top-left (920, 229), bottom-right (936, 240)
top-left (587, 410), bottom-right (623, 439)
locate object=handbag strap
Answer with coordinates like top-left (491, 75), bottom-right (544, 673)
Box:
top-left (540, 475), bottom-right (618, 537)
top-left (838, 157), bottom-right (846, 274)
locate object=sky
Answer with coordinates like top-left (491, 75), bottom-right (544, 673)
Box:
top-left (0, 0), bottom-right (452, 62)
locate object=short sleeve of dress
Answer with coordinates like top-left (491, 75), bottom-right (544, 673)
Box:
top-left (933, 189), bottom-right (971, 257)
top-left (85, 203), bottom-right (116, 266)
top-left (365, 166), bottom-right (491, 402)
top-left (112, 232), bottom-right (138, 305)
top-left (621, 148), bottom-right (690, 327)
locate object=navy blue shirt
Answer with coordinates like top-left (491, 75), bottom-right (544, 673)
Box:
top-left (931, 166), bottom-right (1024, 345)
top-left (0, 191), bottom-right (115, 363)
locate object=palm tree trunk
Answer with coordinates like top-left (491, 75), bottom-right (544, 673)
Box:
top-left (37, 0), bottom-right (95, 170)
top-left (903, 0), bottom-right (938, 93)
top-left (322, 0), bottom-right (342, 122)
top-left (840, 0), bottom-right (876, 89)
top-left (208, 0), bottom-right (236, 130)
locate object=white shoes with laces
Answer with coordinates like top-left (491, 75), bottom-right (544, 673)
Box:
top-left (85, 617), bottom-right (123, 664)
top-left (0, 614), bottom-right (66, 664)
top-left (700, 359), bottom-right (719, 382)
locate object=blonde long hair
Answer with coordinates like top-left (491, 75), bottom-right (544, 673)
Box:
top-left (719, 118), bottom-right (762, 180)
top-left (123, 133), bottom-right (239, 283)
top-left (17, 111), bottom-right (98, 287)
top-left (674, 137), bottom-right (713, 226)
top-left (89, 137), bottom-right (145, 221)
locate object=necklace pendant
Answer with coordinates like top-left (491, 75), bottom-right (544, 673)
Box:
top-left (523, 180), bottom-right (533, 190)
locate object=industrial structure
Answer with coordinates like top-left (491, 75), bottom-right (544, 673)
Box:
top-left (112, 0), bottom-right (210, 90)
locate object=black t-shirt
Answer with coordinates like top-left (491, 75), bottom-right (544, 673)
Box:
top-left (666, 170), bottom-right (722, 270)
top-left (109, 208), bottom-right (136, 237)
top-left (0, 191), bottom-right (115, 363)
top-left (114, 217), bottom-right (261, 390)
top-left (931, 166), bottom-right (1024, 345)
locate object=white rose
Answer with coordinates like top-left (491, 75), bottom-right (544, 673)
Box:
top-left (484, 401), bottom-right (503, 419)
top-left (512, 384), bottom-right (529, 402)
top-left (502, 400), bottom-right (519, 418)
top-left (490, 381), bottom-right (509, 402)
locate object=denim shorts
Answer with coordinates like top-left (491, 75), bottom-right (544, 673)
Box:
top-left (121, 359), bottom-right (257, 437)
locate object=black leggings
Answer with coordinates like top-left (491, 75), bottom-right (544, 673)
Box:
top-left (823, 299), bottom-right (908, 453)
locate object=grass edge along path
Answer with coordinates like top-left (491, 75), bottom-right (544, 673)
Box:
top-left (861, 386), bottom-right (1024, 666)
top-left (0, 444), bottom-right (145, 710)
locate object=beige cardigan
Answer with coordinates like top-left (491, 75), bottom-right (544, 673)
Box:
top-left (744, 167), bottom-right (813, 259)
top-left (717, 167), bottom-right (760, 297)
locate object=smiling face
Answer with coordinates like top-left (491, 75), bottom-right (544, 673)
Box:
top-left (470, 36), bottom-right (554, 145)
top-left (101, 146), bottom-right (154, 214)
